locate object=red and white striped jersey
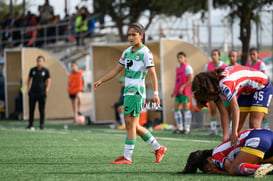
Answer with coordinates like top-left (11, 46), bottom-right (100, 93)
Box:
top-left (212, 129), bottom-right (253, 169)
top-left (219, 66), bottom-right (268, 101)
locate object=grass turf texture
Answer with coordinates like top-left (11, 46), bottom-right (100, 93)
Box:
top-left (0, 121), bottom-right (270, 180)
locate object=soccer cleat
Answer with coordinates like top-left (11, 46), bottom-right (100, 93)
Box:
top-left (254, 163), bottom-right (273, 178)
top-left (117, 125), bottom-right (126, 130)
top-left (173, 130), bottom-right (183, 134)
top-left (39, 125), bottom-right (44, 130)
top-left (110, 156), bottom-right (132, 164)
top-left (207, 130), bottom-right (217, 136)
top-left (26, 125), bottom-right (35, 131)
top-left (154, 146), bottom-right (167, 163)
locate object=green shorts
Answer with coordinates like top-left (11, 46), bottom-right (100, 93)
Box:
top-left (175, 95), bottom-right (190, 103)
top-left (223, 100), bottom-right (230, 107)
top-left (123, 94), bottom-right (145, 117)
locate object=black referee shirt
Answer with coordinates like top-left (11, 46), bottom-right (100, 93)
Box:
top-left (29, 67), bottom-right (50, 95)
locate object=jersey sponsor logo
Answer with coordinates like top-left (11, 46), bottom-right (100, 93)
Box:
top-left (42, 71), bottom-right (45, 76)
top-left (126, 59), bottom-right (133, 68)
top-left (244, 137), bottom-right (260, 148)
top-left (33, 71), bottom-right (36, 75)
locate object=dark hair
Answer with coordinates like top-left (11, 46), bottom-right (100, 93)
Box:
top-left (177, 51), bottom-right (187, 58)
top-left (191, 69), bottom-right (225, 108)
top-left (249, 47), bottom-right (258, 53)
top-left (178, 149), bottom-right (213, 174)
top-left (211, 49), bottom-right (220, 56)
top-left (36, 55), bottom-right (45, 62)
top-left (129, 23), bottom-right (145, 44)
top-left (71, 61), bottom-right (78, 65)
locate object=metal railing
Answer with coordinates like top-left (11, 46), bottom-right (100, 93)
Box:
top-left (0, 18), bottom-right (103, 55)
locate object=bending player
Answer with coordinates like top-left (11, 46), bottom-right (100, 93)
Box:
top-left (192, 66), bottom-right (273, 146)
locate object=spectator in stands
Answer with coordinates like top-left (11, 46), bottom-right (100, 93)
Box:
top-left (39, 0), bottom-right (54, 25)
top-left (25, 14), bottom-right (39, 47)
top-left (75, 7), bottom-right (88, 46)
top-left (2, 25), bottom-right (12, 48)
top-left (11, 12), bottom-right (24, 47)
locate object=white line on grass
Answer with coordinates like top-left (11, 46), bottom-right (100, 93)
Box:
top-left (103, 129), bottom-right (218, 143)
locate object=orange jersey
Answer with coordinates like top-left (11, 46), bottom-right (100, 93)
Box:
top-left (68, 70), bottom-right (84, 94)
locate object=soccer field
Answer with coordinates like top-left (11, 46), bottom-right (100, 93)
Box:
top-left (0, 121), bottom-right (270, 181)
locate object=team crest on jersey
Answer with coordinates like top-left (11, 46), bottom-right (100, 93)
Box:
top-left (135, 54), bottom-right (140, 60)
top-left (244, 137), bottom-right (260, 148)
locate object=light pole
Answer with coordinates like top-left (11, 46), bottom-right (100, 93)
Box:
top-left (208, 0), bottom-right (212, 54)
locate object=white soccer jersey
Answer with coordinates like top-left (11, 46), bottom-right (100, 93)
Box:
top-left (119, 45), bottom-right (154, 98)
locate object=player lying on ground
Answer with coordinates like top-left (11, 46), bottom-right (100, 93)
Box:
top-left (178, 129), bottom-right (273, 177)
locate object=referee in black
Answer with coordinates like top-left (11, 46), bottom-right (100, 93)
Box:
top-left (26, 56), bottom-right (51, 130)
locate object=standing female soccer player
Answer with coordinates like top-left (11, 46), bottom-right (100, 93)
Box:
top-left (227, 50), bottom-right (240, 132)
top-left (68, 61), bottom-right (84, 122)
top-left (246, 47), bottom-right (269, 130)
top-left (204, 49), bottom-right (228, 136)
top-left (93, 23), bottom-right (167, 164)
top-left (171, 51), bottom-right (193, 134)
top-left (192, 66), bottom-right (273, 146)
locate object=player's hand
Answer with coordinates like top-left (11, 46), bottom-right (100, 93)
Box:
top-left (154, 94), bottom-right (160, 106)
top-left (93, 80), bottom-right (102, 90)
top-left (179, 86), bottom-right (185, 94)
top-left (222, 134), bottom-right (230, 142)
top-left (230, 132), bottom-right (238, 147)
top-left (171, 92), bottom-right (175, 98)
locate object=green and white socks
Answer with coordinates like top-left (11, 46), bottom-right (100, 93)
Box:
top-left (174, 109), bottom-right (183, 131)
top-left (141, 131), bottom-right (161, 151)
top-left (124, 138), bottom-right (136, 161)
top-left (183, 109), bottom-right (192, 132)
top-left (209, 118), bottom-right (217, 135)
top-left (119, 113), bottom-right (125, 126)
top-left (123, 131), bottom-right (161, 161)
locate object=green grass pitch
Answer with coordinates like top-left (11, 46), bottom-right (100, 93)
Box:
top-left (0, 121), bottom-right (270, 180)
